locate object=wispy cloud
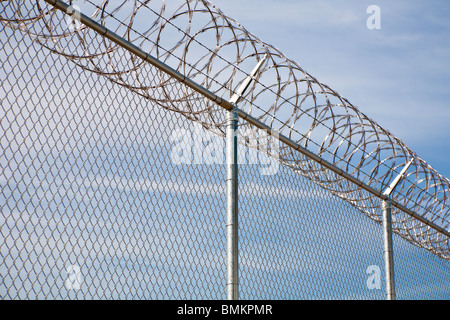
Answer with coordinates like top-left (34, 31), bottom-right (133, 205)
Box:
top-left (213, 0), bottom-right (450, 177)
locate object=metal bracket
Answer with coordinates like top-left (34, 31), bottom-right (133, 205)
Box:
top-left (229, 54), bottom-right (268, 105)
top-left (383, 158), bottom-right (415, 197)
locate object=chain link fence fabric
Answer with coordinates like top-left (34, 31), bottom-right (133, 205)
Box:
top-left (1, 0), bottom-right (450, 300)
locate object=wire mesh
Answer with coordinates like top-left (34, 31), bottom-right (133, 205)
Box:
top-left (0, 19), bottom-right (228, 299)
top-left (1, 0), bottom-right (448, 260)
top-left (1, 0), bottom-right (450, 300)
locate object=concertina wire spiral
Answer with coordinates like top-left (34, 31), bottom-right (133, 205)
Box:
top-left (1, 0), bottom-right (449, 260)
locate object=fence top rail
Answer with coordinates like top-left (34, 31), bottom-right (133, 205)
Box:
top-left (1, 0), bottom-right (449, 260)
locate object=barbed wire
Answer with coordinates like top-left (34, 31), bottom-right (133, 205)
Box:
top-left (1, 0), bottom-right (449, 261)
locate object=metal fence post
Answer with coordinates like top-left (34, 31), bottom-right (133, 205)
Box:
top-left (226, 107), bottom-right (239, 300)
top-left (380, 158), bottom-right (413, 300)
top-left (225, 55), bottom-right (267, 300)
top-left (382, 199), bottom-right (396, 300)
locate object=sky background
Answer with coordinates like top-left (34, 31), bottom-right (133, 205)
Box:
top-left (2, 0), bottom-right (450, 300)
top-left (212, 0), bottom-right (450, 179)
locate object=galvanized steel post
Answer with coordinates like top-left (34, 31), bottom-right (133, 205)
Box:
top-left (382, 198), bottom-right (395, 300)
top-left (226, 107), bottom-right (239, 300)
top-left (225, 55), bottom-right (267, 300)
top-left (381, 158), bottom-right (413, 300)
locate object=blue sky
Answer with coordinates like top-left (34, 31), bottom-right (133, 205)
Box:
top-left (212, 0), bottom-right (450, 179)
top-left (2, 0), bottom-right (450, 300)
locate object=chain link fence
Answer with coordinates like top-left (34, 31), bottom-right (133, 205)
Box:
top-left (1, 24), bottom-right (227, 299)
top-left (1, 0), bottom-right (450, 300)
